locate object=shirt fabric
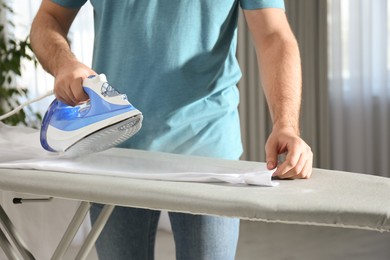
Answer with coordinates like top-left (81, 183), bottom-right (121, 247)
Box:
top-left (52, 0), bottom-right (285, 160)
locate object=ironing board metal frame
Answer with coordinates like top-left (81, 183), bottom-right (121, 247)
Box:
top-left (74, 204), bottom-right (115, 260)
top-left (0, 204), bottom-right (35, 260)
top-left (51, 201), bottom-right (91, 260)
top-left (0, 200), bottom-right (114, 260)
top-left (0, 227), bottom-right (21, 260)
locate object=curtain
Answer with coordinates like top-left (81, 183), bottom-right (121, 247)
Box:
top-left (238, 1), bottom-right (330, 169)
top-left (328, 0), bottom-right (390, 177)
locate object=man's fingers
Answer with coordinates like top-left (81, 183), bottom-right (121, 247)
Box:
top-left (55, 85), bottom-right (77, 105)
top-left (265, 139), bottom-right (279, 170)
top-left (52, 62), bottom-right (96, 106)
top-left (273, 145), bottom-right (301, 177)
top-left (277, 152), bottom-right (306, 179)
top-left (265, 127), bottom-right (313, 180)
top-left (54, 92), bottom-right (66, 104)
top-left (54, 77), bottom-right (89, 106)
top-left (299, 151), bottom-right (313, 179)
top-left (274, 146), bottom-right (313, 179)
top-left (70, 77), bottom-right (89, 104)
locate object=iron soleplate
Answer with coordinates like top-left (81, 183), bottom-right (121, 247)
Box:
top-left (63, 114), bottom-right (142, 157)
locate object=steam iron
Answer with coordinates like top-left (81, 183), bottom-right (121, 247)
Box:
top-left (40, 74), bottom-right (142, 156)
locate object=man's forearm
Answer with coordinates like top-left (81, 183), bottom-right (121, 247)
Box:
top-left (30, 10), bottom-right (77, 77)
top-left (256, 33), bottom-right (302, 133)
top-left (244, 9), bottom-right (312, 178)
top-left (30, 2), bottom-right (94, 105)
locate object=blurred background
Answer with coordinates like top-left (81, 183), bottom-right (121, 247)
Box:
top-left (0, 0), bottom-right (389, 259)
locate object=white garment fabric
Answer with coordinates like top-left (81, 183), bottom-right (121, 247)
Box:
top-left (0, 123), bottom-right (276, 186)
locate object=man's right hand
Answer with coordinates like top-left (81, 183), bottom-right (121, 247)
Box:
top-left (53, 61), bottom-right (96, 106)
top-left (30, 0), bottom-right (96, 106)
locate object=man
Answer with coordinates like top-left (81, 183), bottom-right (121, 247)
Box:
top-left (30, 0), bottom-right (313, 259)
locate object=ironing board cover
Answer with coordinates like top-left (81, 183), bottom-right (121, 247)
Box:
top-left (0, 123), bottom-right (389, 232)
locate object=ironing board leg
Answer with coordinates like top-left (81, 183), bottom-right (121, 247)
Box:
top-left (75, 204), bottom-right (115, 260)
top-left (0, 228), bottom-right (21, 260)
top-left (0, 205), bottom-right (35, 260)
top-left (51, 201), bottom-right (91, 260)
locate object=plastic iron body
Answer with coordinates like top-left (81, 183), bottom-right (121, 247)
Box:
top-left (40, 74), bottom-right (142, 156)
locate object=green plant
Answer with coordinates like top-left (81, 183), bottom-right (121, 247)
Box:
top-left (0, 1), bottom-right (39, 126)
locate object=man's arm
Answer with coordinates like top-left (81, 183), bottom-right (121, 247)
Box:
top-left (243, 8), bottom-right (313, 179)
top-left (30, 0), bottom-right (95, 106)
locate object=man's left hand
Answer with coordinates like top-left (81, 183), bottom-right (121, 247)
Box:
top-left (265, 126), bottom-right (313, 179)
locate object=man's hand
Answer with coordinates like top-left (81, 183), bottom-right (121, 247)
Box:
top-left (244, 8), bottom-right (311, 178)
top-left (30, 0), bottom-right (96, 106)
top-left (54, 61), bottom-right (96, 106)
top-left (265, 126), bottom-right (313, 179)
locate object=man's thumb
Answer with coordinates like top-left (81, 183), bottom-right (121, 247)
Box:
top-left (265, 143), bottom-right (278, 170)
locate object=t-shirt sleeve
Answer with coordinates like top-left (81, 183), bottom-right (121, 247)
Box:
top-left (240, 0), bottom-right (285, 10)
top-left (51, 0), bottom-right (87, 9)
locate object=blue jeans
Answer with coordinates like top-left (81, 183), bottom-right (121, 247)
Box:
top-left (90, 204), bottom-right (239, 260)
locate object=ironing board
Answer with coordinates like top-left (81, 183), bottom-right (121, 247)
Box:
top-left (0, 148), bottom-right (390, 260)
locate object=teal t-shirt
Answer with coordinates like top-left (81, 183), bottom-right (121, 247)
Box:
top-left (52, 0), bottom-right (285, 159)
